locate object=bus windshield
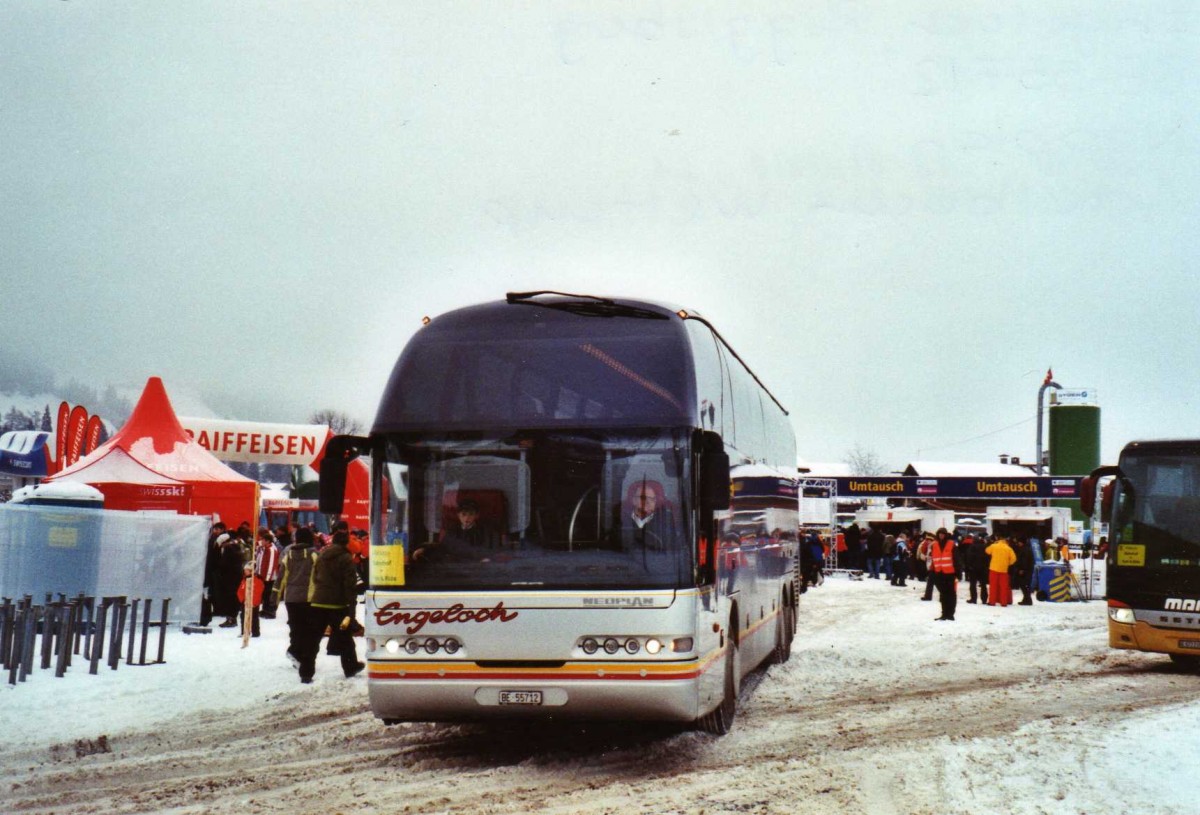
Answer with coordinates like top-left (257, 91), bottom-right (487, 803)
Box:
top-left (1113, 451), bottom-right (1200, 566)
top-left (379, 428), bottom-right (694, 591)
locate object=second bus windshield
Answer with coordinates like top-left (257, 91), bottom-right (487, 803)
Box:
top-left (1113, 451), bottom-right (1200, 566)
top-left (380, 429), bottom-right (694, 590)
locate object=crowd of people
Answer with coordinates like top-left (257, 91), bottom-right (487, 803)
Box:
top-left (202, 519), bottom-right (369, 684)
top-left (797, 521), bottom-right (1101, 622)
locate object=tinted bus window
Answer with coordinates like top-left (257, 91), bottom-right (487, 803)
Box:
top-left (376, 310), bottom-right (694, 431)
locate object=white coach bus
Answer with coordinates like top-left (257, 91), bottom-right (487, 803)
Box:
top-left (320, 292), bottom-right (799, 734)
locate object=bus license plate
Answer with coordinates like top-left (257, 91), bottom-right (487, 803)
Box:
top-left (1179, 641), bottom-right (1200, 650)
top-left (499, 690), bottom-right (543, 706)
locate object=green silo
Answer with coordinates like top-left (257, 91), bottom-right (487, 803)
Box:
top-left (1049, 403), bottom-right (1101, 522)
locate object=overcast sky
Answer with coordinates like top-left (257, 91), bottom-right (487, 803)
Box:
top-left (2, 2), bottom-right (1196, 471)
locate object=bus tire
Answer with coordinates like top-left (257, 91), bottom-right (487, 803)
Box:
top-left (1169, 653), bottom-right (1200, 671)
top-left (772, 593), bottom-right (794, 665)
top-left (697, 621), bottom-right (739, 735)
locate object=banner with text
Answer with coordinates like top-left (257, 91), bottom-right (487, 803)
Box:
top-left (179, 418), bottom-right (330, 465)
top-left (817, 476), bottom-right (1083, 500)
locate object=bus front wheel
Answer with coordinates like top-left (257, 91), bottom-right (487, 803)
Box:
top-left (1170, 653), bottom-right (1200, 671)
top-left (698, 623), bottom-right (739, 735)
top-left (772, 595), bottom-right (795, 665)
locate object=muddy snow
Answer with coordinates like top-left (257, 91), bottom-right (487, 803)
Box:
top-left (4, 576), bottom-right (1199, 815)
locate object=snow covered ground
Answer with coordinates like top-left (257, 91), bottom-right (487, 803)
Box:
top-left (4, 576), bottom-right (1200, 815)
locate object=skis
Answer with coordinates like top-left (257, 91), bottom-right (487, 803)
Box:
top-left (242, 571), bottom-right (253, 648)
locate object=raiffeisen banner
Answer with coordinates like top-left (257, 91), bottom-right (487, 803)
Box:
top-left (178, 418), bottom-right (330, 465)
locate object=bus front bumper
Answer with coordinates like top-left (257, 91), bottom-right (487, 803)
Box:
top-left (365, 658), bottom-right (712, 724)
top-left (1110, 619), bottom-right (1200, 656)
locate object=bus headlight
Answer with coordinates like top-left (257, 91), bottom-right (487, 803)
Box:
top-left (404, 639), bottom-right (422, 654)
top-left (443, 639), bottom-right (461, 655)
top-left (385, 638), bottom-right (402, 654)
top-left (424, 638), bottom-right (440, 654)
top-left (580, 635), bottom-right (679, 656)
top-left (1109, 606), bottom-right (1136, 625)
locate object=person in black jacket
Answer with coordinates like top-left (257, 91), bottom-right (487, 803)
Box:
top-left (200, 522), bottom-right (226, 626)
top-left (865, 525), bottom-right (885, 579)
top-left (844, 522), bottom-right (863, 571)
top-left (213, 532), bottom-right (245, 628)
top-left (1011, 537), bottom-right (1035, 606)
top-left (963, 534), bottom-right (989, 604)
top-left (306, 524), bottom-right (364, 682)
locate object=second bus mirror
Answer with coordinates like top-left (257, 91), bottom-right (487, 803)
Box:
top-left (1082, 466), bottom-right (1122, 525)
top-left (1079, 476), bottom-right (1097, 517)
top-left (1100, 480), bottom-right (1115, 524)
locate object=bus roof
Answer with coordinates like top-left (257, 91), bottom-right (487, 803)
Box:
top-left (1121, 439), bottom-right (1200, 457)
top-left (373, 295), bottom-right (699, 434)
top-left (371, 293), bottom-right (794, 468)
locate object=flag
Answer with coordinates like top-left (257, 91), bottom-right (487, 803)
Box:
top-left (1043, 368), bottom-right (1053, 385)
top-left (65, 405), bottom-right (88, 467)
top-left (55, 401), bottom-right (70, 473)
top-left (84, 415), bottom-right (104, 454)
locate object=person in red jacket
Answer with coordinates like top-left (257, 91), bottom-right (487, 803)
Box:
top-left (236, 562), bottom-right (265, 637)
top-left (254, 528), bottom-right (281, 619)
top-left (929, 528), bottom-right (959, 621)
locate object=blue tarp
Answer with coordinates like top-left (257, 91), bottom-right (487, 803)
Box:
top-left (0, 430), bottom-right (53, 478)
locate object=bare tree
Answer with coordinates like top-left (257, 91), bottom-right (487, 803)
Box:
top-left (309, 409), bottom-right (364, 436)
top-left (845, 443), bottom-right (887, 476)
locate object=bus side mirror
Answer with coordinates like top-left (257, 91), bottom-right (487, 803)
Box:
top-left (319, 435), bottom-right (370, 515)
top-left (699, 430), bottom-right (730, 512)
top-left (1082, 466), bottom-right (1123, 524)
top-left (1100, 480), bottom-right (1115, 523)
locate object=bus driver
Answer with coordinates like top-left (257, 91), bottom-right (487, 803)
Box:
top-left (412, 497), bottom-right (498, 563)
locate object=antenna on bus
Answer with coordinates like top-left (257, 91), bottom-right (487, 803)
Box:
top-left (506, 291), bottom-right (615, 305)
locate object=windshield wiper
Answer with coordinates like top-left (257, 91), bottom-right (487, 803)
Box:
top-left (506, 290), bottom-right (667, 320)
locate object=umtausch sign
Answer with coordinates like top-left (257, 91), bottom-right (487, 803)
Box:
top-left (179, 418), bottom-right (330, 465)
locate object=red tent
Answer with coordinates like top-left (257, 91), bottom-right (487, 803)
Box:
top-left (46, 377), bottom-right (259, 528)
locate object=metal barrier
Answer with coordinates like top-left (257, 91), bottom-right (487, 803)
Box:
top-left (1, 594), bottom-right (171, 686)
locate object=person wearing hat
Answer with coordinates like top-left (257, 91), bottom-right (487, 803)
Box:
top-left (412, 497), bottom-right (498, 562)
top-left (929, 527), bottom-right (959, 621)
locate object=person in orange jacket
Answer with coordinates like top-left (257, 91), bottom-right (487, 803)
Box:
top-left (929, 528), bottom-right (959, 621)
top-left (236, 561), bottom-right (265, 637)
